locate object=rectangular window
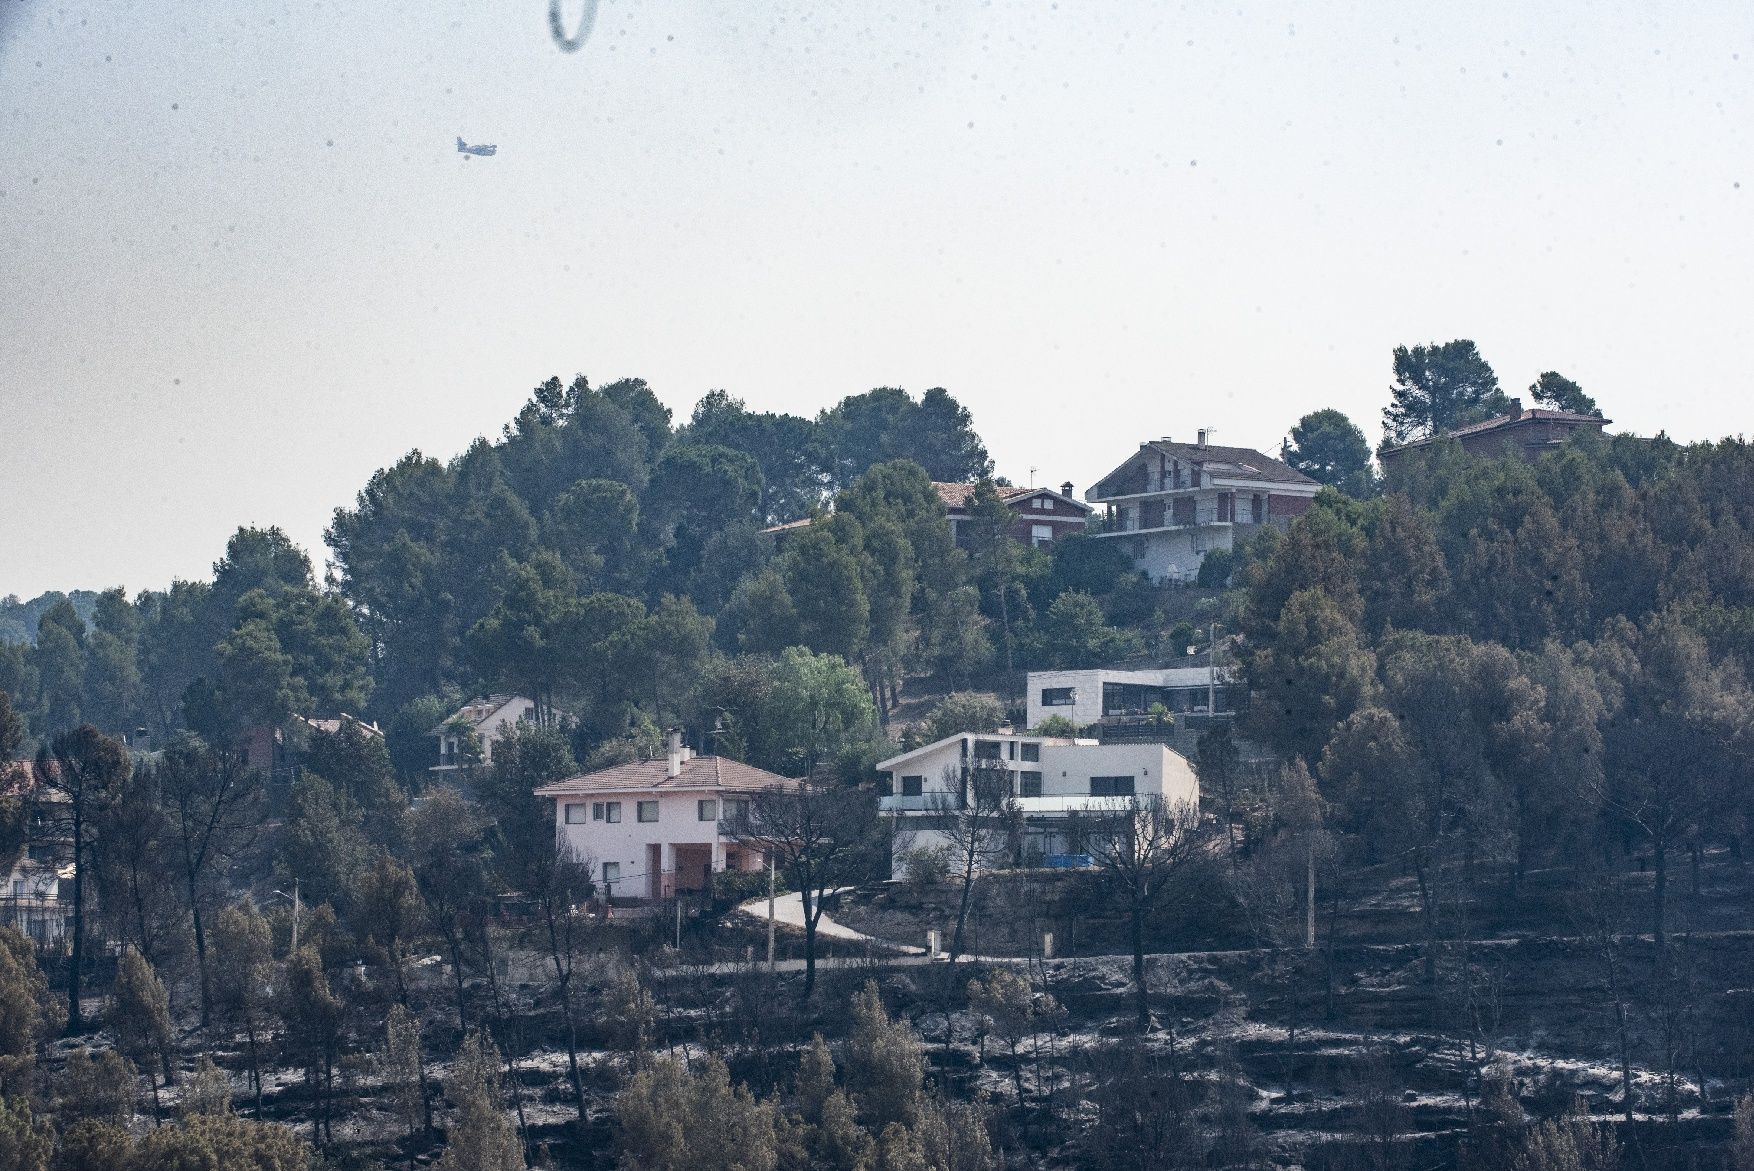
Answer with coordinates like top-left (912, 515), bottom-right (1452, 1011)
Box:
top-left (565, 803), bottom-right (588, 824)
top-left (637, 800), bottom-right (659, 823)
top-left (1007, 740), bottom-right (1016, 760)
top-left (1031, 524), bottom-right (1054, 546)
top-left (1020, 772), bottom-right (1043, 798)
top-left (973, 740), bottom-right (1002, 759)
top-left (602, 862), bottom-right (620, 885)
top-left (1040, 687), bottom-right (1074, 707)
top-left (698, 799), bottom-right (718, 822)
top-left (604, 801), bottom-right (621, 823)
top-left (901, 776), bottom-right (924, 797)
top-left (591, 801), bottom-right (605, 821)
top-left (1035, 496), bottom-right (1050, 509)
top-left (878, 776), bottom-right (894, 796)
top-left (723, 798), bottom-right (749, 822)
top-left (1090, 776), bottom-right (1136, 797)
top-left (1021, 742), bottom-right (1040, 762)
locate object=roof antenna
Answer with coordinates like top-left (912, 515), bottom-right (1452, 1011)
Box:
top-left (1028, 466), bottom-right (1038, 488)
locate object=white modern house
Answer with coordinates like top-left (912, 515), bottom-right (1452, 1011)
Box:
top-left (535, 733), bottom-right (798, 900)
top-left (1087, 432), bottom-right (1321, 583)
top-left (1027, 665), bottom-right (1236, 729)
top-left (431, 695), bottom-right (539, 773)
top-left (877, 731), bottom-right (1199, 876)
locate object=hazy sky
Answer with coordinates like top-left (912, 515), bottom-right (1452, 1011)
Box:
top-left (3, 0), bottom-right (1750, 600)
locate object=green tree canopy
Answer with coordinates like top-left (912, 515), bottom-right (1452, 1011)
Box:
top-left (1282, 408), bottom-right (1375, 494)
top-left (1382, 339), bottom-right (1509, 447)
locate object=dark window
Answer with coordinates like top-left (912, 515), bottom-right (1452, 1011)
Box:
top-left (637, 800), bottom-right (659, 823)
top-left (1090, 776), bottom-right (1136, 797)
top-left (1020, 771), bottom-right (1043, 798)
top-left (901, 776), bottom-right (924, 797)
top-left (1007, 740), bottom-right (1016, 760)
top-left (973, 740), bottom-right (1002, 759)
top-left (724, 798), bottom-right (749, 822)
top-left (604, 801), bottom-right (622, 823)
top-left (1021, 742), bottom-right (1040, 762)
top-left (697, 799), bottom-right (718, 822)
top-left (565, 803), bottom-right (588, 824)
top-left (1040, 687), bottom-right (1074, 707)
top-left (878, 776), bottom-right (894, 796)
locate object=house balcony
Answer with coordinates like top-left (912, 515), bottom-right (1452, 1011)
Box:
top-left (1094, 508), bottom-right (1232, 536)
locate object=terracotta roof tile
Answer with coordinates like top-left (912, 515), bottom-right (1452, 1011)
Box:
top-left (1386, 407), bottom-right (1611, 453)
top-left (533, 755), bottom-right (800, 797)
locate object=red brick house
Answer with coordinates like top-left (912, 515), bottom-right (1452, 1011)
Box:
top-left (1378, 398), bottom-right (1610, 467)
top-left (936, 481), bottom-right (1091, 549)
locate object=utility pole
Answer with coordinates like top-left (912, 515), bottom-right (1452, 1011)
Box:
top-left (1306, 844), bottom-right (1317, 949)
top-left (1208, 622), bottom-right (1220, 714)
top-left (766, 852), bottom-right (777, 971)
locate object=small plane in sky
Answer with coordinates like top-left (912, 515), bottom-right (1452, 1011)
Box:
top-left (456, 137), bottom-right (497, 157)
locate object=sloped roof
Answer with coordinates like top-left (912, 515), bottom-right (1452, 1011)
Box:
top-left (430, 695), bottom-right (525, 736)
top-left (934, 482), bottom-right (1092, 515)
top-left (1382, 406), bottom-right (1610, 455)
top-left (534, 755), bottom-right (801, 798)
top-left (300, 713), bottom-right (383, 738)
top-left (933, 481), bottom-right (1032, 508)
top-left (1092, 442), bottom-right (1317, 497)
top-left (758, 517), bottom-right (815, 536)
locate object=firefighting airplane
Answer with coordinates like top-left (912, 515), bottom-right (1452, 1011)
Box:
top-left (456, 138), bottom-right (497, 157)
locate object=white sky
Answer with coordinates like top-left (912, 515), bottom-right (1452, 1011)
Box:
top-left (2, 0), bottom-right (1750, 599)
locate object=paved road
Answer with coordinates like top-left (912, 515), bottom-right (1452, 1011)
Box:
top-left (734, 889), bottom-right (926, 952)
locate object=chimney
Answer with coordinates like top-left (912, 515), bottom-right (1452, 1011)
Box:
top-left (1197, 427), bottom-right (1213, 446)
top-left (1508, 396), bottom-right (1524, 417)
top-left (666, 729), bottom-right (683, 778)
top-left (1060, 481), bottom-right (1074, 497)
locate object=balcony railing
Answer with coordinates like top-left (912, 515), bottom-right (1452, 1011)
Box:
top-left (1095, 507), bottom-right (1230, 534)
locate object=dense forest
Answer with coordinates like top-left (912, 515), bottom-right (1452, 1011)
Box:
top-left (4, 349), bottom-right (1754, 1170)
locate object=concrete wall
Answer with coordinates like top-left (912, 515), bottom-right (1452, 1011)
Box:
top-left (1119, 526), bottom-right (1233, 583)
top-left (1027, 667), bottom-right (1219, 728)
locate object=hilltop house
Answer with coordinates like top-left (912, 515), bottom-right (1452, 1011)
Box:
top-left (936, 482), bottom-right (1091, 549)
top-left (762, 480), bottom-right (1091, 550)
top-left (1086, 431), bottom-right (1321, 583)
top-left (535, 732), bottom-right (798, 900)
top-left (877, 731), bottom-right (1199, 876)
top-left (1378, 398), bottom-right (1611, 467)
top-left (431, 695), bottom-right (539, 774)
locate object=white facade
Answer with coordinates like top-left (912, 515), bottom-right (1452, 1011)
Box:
top-left (877, 732), bottom-right (1198, 877)
top-left (549, 785), bottom-right (764, 900)
top-left (1027, 666), bottom-right (1232, 728)
top-left (432, 695), bottom-right (538, 772)
top-left (535, 742), bottom-right (792, 900)
top-left (2, 852), bottom-right (68, 943)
